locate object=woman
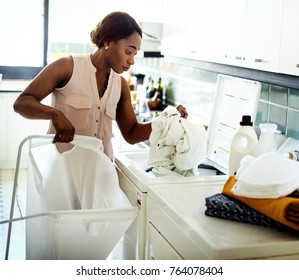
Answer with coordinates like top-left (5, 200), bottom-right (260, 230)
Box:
top-left (13, 11), bottom-right (188, 159)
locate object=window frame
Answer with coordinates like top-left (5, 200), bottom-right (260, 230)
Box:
top-left (0, 0), bottom-right (49, 79)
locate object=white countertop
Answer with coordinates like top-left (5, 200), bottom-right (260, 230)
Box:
top-left (0, 79), bottom-right (30, 92)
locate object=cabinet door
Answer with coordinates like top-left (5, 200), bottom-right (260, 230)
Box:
top-left (6, 93), bottom-right (50, 167)
top-left (184, 0), bottom-right (219, 62)
top-left (244, 0), bottom-right (282, 72)
top-left (0, 94), bottom-right (8, 162)
top-left (215, 0), bottom-right (247, 66)
top-left (147, 222), bottom-right (183, 260)
top-left (279, 0), bottom-right (299, 75)
top-left (160, 0), bottom-right (187, 57)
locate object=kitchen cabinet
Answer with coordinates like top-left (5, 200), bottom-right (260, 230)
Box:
top-left (184, 0), bottom-right (219, 62)
top-left (162, 0), bottom-right (283, 74)
top-left (146, 181), bottom-right (299, 259)
top-left (147, 222), bottom-right (183, 260)
top-left (160, 0), bottom-right (187, 58)
top-left (215, 0), bottom-right (247, 66)
top-left (279, 0), bottom-right (299, 76)
top-left (243, 0), bottom-right (282, 72)
top-left (0, 94), bottom-right (8, 163)
top-left (0, 92), bottom-right (50, 168)
top-left (216, 0), bottom-right (282, 71)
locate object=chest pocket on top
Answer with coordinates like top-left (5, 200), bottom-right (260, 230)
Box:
top-left (65, 95), bottom-right (92, 131)
top-left (105, 104), bottom-right (117, 120)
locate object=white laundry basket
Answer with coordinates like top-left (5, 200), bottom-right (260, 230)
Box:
top-left (6, 135), bottom-right (137, 260)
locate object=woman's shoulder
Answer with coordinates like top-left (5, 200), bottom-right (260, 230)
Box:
top-left (49, 55), bottom-right (73, 72)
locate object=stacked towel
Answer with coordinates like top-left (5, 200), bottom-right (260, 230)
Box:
top-left (222, 176), bottom-right (299, 231)
top-left (233, 153), bottom-right (299, 198)
top-left (148, 106), bottom-right (207, 176)
top-left (205, 193), bottom-right (286, 229)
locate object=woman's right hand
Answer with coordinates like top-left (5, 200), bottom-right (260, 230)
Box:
top-left (51, 110), bottom-right (75, 143)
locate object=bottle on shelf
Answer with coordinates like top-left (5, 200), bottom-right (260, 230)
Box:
top-left (148, 77), bottom-right (163, 111)
top-left (228, 115), bottom-right (258, 176)
top-left (146, 79), bottom-right (156, 99)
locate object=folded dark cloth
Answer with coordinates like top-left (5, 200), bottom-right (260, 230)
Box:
top-left (205, 193), bottom-right (286, 230)
top-left (222, 176), bottom-right (299, 231)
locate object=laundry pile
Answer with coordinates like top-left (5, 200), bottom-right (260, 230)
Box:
top-left (148, 105), bottom-right (207, 176)
top-left (205, 152), bottom-right (299, 231)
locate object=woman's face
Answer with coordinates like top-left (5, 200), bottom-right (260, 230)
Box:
top-left (106, 32), bottom-right (141, 74)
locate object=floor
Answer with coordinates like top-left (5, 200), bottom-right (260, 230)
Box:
top-left (0, 169), bottom-right (26, 260)
top-left (0, 168), bottom-right (128, 260)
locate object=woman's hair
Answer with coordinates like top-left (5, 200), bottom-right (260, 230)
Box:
top-left (90, 11), bottom-right (142, 48)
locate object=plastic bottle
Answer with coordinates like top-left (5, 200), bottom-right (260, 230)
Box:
top-left (253, 123), bottom-right (277, 157)
top-left (228, 115), bottom-right (258, 176)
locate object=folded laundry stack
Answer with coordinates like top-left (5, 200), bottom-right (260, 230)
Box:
top-left (205, 193), bottom-right (286, 229)
top-left (221, 176), bottom-right (299, 231)
top-left (232, 153), bottom-right (299, 199)
top-left (205, 152), bottom-right (299, 231)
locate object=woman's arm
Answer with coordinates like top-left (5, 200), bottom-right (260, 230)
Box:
top-left (116, 77), bottom-right (152, 144)
top-left (116, 77), bottom-right (189, 144)
top-left (13, 57), bottom-right (75, 143)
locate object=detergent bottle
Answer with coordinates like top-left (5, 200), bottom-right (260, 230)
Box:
top-left (229, 115), bottom-right (258, 176)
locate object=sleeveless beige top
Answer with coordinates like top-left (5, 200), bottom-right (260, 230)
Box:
top-left (48, 54), bottom-right (121, 159)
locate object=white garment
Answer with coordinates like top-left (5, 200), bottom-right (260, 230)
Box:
top-left (26, 135), bottom-right (136, 260)
top-left (148, 106), bottom-right (207, 176)
top-left (232, 152), bottom-right (299, 198)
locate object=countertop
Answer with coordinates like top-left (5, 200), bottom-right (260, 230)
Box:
top-left (0, 79), bottom-right (31, 92)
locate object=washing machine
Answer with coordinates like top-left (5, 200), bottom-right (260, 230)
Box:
top-left (146, 179), bottom-right (299, 260)
top-left (115, 74), bottom-right (263, 186)
top-left (114, 75), bottom-right (263, 259)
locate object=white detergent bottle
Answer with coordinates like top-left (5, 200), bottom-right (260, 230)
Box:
top-left (229, 115), bottom-right (258, 176)
top-left (253, 123), bottom-right (277, 157)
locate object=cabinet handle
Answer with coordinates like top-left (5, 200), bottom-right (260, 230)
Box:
top-left (296, 64), bottom-right (299, 68)
top-left (254, 58), bottom-right (262, 63)
top-left (235, 56), bottom-right (244, 60)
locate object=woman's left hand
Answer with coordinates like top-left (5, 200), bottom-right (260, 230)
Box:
top-left (176, 105), bottom-right (188, 118)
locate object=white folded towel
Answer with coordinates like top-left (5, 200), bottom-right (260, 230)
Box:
top-left (232, 152), bottom-right (299, 198)
top-left (148, 106), bottom-right (207, 176)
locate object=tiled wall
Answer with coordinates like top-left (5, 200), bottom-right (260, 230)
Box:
top-left (258, 85), bottom-right (299, 139)
top-left (133, 57), bottom-right (299, 140)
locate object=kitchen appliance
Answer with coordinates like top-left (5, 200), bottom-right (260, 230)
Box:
top-left (146, 180), bottom-right (299, 259)
top-left (114, 74), bottom-right (262, 259)
top-left (115, 74), bottom-right (262, 183)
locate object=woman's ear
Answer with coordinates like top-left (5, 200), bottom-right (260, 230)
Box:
top-left (104, 42), bottom-right (110, 50)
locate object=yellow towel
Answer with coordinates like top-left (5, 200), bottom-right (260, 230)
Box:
top-left (222, 176), bottom-right (299, 231)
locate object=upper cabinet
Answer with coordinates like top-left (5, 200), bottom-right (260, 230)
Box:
top-left (215, 0), bottom-right (247, 66)
top-left (216, 0), bottom-right (282, 71)
top-left (160, 0), bottom-right (187, 58)
top-left (244, 0), bottom-right (282, 72)
top-left (161, 0), bottom-right (299, 76)
top-left (279, 0), bottom-right (299, 76)
top-left (184, 0), bottom-right (220, 62)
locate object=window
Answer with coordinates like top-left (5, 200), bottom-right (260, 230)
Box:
top-left (47, 0), bottom-right (98, 63)
top-left (0, 0), bottom-right (164, 79)
top-left (0, 0), bottom-right (45, 78)
top-left (0, 0), bottom-right (44, 67)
